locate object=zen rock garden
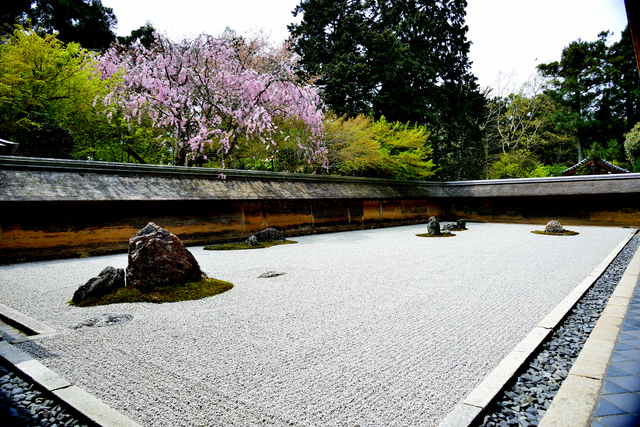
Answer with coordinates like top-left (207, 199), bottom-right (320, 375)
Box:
top-left (70, 219), bottom-right (580, 305)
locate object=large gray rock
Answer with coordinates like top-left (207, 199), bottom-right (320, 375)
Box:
top-left (457, 219), bottom-right (467, 229)
top-left (126, 222), bottom-right (206, 290)
top-left (246, 228), bottom-right (286, 246)
top-left (72, 266), bottom-right (125, 304)
top-left (427, 216), bottom-right (441, 235)
top-left (545, 220), bottom-right (565, 234)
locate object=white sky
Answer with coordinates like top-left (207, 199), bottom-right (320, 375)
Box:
top-left (101, 0), bottom-right (630, 91)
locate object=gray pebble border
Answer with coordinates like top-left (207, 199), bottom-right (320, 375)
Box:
top-left (478, 233), bottom-right (640, 427)
top-left (0, 362), bottom-right (90, 427)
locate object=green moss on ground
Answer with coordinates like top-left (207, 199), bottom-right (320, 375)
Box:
top-left (71, 278), bottom-right (234, 307)
top-left (204, 240), bottom-right (297, 250)
top-left (531, 230), bottom-right (580, 236)
top-left (416, 233), bottom-right (456, 238)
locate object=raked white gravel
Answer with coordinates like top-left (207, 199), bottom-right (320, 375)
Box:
top-left (0, 223), bottom-right (635, 426)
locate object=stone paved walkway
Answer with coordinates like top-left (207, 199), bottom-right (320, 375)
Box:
top-left (591, 274), bottom-right (640, 427)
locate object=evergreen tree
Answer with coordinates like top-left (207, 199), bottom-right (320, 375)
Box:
top-left (538, 27), bottom-right (640, 165)
top-left (289, 0), bottom-right (486, 180)
top-left (30, 0), bottom-right (117, 51)
top-left (538, 32), bottom-right (611, 162)
top-left (608, 26), bottom-right (640, 135)
top-left (117, 23), bottom-right (156, 48)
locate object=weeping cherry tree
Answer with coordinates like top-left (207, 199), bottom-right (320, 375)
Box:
top-left (98, 33), bottom-right (327, 168)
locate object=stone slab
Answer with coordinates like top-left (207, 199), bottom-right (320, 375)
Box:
top-left (463, 351), bottom-right (530, 408)
top-left (538, 375), bottom-right (601, 427)
top-left (600, 302), bottom-right (629, 318)
top-left (437, 403), bottom-right (483, 427)
top-left (0, 303), bottom-right (56, 335)
top-left (0, 341), bottom-right (71, 391)
top-left (611, 275), bottom-right (639, 298)
top-left (53, 386), bottom-right (142, 427)
top-left (511, 327), bottom-right (552, 355)
top-left (568, 338), bottom-right (616, 380)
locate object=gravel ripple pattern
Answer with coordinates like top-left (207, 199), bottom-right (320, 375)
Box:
top-left (0, 223), bottom-right (635, 427)
top-left (478, 233), bottom-right (640, 427)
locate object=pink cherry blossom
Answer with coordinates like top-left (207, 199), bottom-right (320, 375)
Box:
top-left (98, 34), bottom-right (327, 168)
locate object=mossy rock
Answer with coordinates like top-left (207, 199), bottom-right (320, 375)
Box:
top-left (70, 278), bottom-right (234, 307)
top-left (204, 240), bottom-right (297, 250)
top-left (416, 233), bottom-right (456, 238)
top-left (531, 230), bottom-right (580, 236)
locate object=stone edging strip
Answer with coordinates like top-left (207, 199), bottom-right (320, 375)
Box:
top-left (0, 337), bottom-right (141, 427)
top-left (438, 230), bottom-right (638, 427)
top-left (0, 303), bottom-right (57, 338)
top-left (538, 237), bottom-right (640, 426)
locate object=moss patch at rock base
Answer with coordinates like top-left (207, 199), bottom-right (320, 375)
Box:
top-left (531, 230), bottom-right (580, 236)
top-left (204, 240), bottom-right (297, 250)
top-left (70, 278), bottom-right (234, 307)
top-left (416, 233), bottom-right (456, 238)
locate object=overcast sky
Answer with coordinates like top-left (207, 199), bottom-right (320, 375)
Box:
top-left (101, 0), bottom-right (630, 91)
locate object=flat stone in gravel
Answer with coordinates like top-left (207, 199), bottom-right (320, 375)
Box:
top-left (0, 223), bottom-right (634, 427)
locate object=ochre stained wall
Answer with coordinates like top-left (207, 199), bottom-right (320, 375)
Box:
top-left (0, 198), bottom-right (440, 263)
top-left (441, 194), bottom-right (640, 228)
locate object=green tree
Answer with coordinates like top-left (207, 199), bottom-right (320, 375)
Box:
top-left (606, 26), bottom-right (640, 149)
top-left (117, 22), bottom-right (156, 48)
top-left (537, 28), bottom-right (640, 166)
top-left (624, 122), bottom-right (640, 172)
top-left (289, 0), bottom-right (485, 181)
top-left (538, 32), bottom-right (610, 162)
top-left (15, 0), bottom-right (118, 51)
top-left (530, 99), bottom-right (577, 166)
top-left (487, 150), bottom-right (540, 179)
top-left (0, 26), bottom-right (101, 150)
top-left (34, 0), bottom-right (117, 51)
top-left (325, 114), bottom-right (383, 175)
top-left (0, 25), bottom-right (164, 163)
top-left (324, 114), bottom-right (435, 180)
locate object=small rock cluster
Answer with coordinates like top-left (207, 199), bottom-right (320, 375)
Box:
top-left (73, 222), bottom-right (206, 303)
top-left (246, 228), bottom-right (286, 246)
top-left (427, 217), bottom-right (466, 235)
top-left (479, 234), bottom-right (640, 426)
top-left (0, 364), bottom-right (89, 427)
